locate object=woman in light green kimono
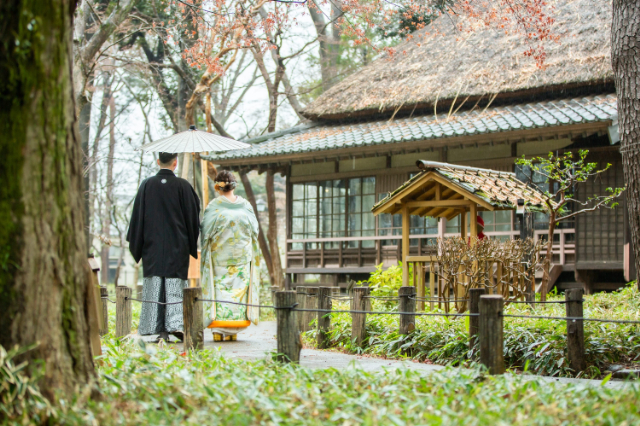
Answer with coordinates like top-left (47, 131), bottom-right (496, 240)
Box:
top-left (201, 171), bottom-right (261, 341)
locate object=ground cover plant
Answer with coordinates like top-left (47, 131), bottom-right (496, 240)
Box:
top-left (304, 285), bottom-right (640, 378)
top-left (4, 336), bottom-right (640, 425)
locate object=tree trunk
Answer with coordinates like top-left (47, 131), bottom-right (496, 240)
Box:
top-left (89, 70), bottom-right (113, 249)
top-left (239, 171), bottom-right (275, 285)
top-left (266, 170), bottom-right (285, 288)
top-left (100, 95), bottom-right (117, 284)
top-left (78, 92), bottom-right (92, 253)
top-left (542, 213), bottom-right (557, 302)
top-left (612, 0), bottom-right (640, 289)
top-left (0, 0), bottom-right (95, 398)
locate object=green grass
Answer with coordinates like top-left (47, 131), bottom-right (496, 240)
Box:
top-left (20, 337), bottom-right (640, 425)
top-left (303, 285), bottom-right (640, 378)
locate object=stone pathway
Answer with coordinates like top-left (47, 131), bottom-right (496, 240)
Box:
top-left (138, 321), bottom-right (633, 389)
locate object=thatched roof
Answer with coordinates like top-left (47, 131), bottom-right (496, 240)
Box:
top-left (304, 0), bottom-right (612, 121)
top-left (372, 161), bottom-right (549, 219)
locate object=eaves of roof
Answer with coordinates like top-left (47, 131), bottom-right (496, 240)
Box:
top-left (208, 95), bottom-right (617, 167)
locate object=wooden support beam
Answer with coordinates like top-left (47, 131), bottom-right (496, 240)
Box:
top-left (461, 210), bottom-right (467, 240)
top-left (470, 203), bottom-right (478, 241)
top-left (445, 208), bottom-right (461, 221)
top-left (407, 200), bottom-right (473, 208)
top-left (402, 206), bottom-right (410, 287)
top-left (414, 189), bottom-right (462, 216)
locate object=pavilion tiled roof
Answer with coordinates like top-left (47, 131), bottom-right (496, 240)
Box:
top-left (211, 95), bottom-right (616, 162)
top-left (373, 161), bottom-right (550, 214)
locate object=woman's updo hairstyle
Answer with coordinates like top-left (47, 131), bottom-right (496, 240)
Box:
top-left (214, 170), bottom-right (237, 193)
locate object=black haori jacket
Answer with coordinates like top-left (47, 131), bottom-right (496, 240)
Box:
top-left (127, 169), bottom-right (201, 279)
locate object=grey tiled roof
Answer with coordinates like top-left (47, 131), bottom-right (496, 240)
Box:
top-left (213, 95), bottom-right (617, 162)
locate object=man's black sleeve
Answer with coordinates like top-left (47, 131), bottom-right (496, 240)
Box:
top-left (126, 179), bottom-right (147, 263)
top-left (182, 182), bottom-right (201, 259)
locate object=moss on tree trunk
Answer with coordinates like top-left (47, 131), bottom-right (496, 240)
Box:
top-left (0, 0), bottom-right (95, 399)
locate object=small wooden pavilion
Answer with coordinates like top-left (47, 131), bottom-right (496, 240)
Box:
top-left (371, 160), bottom-right (548, 288)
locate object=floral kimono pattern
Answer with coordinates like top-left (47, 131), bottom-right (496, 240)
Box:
top-left (201, 195), bottom-right (261, 333)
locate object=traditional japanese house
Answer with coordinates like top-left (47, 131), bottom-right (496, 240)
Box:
top-left (210, 0), bottom-right (634, 292)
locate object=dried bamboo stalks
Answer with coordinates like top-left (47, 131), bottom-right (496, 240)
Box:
top-left (430, 237), bottom-right (542, 311)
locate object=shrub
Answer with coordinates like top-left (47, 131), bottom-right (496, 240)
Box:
top-left (0, 345), bottom-right (55, 425)
top-left (306, 284), bottom-right (640, 378)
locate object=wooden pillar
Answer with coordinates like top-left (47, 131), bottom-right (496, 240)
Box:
top-left (402, 205), bottom-right (410, 286)
top-left (398, 286), bottom-right (416, 335)
top-left (416, 262), bottom-right (425, 311)
top-left (99, 286), bottom-right (109, 336)
top-left (183, 287), bottom-right (204, 351)
top-left (275, 291), bottom-right (301, 363)
top-left (470, 203), bottom-right (478, 241)
top-left (429, 262), bottom-right (436, 311)
top-left (115, 286), bottom-right (132, 338)
top-left (181, 153), bottom-right (191, 179)
top-left (317, 287), bottom-right (332, 349)
top-left (201, 158), bottom-right (209, 207)
top-left (351, 287), bottom-right (370, 346)
top-left (479, 295), bottom-right (504, 374)
top-left (469, 288), bottom-right (485, 347)
top-left (461, 210), bottom-right (467, 240)
top-left (566, 288), bottom-right (586, 373)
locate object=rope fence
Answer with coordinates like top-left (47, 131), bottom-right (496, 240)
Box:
top-left (104, 284), bottom-right (639, 375)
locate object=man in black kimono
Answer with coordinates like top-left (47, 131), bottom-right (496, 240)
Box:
top-left (127, 152), bottom-right (200, 342)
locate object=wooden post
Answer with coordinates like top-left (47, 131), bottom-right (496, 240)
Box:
top-left (296, 286), bottom-right (306, 331)
top-left (275, 291), bottom-right (301, 363)
top-left (100, 286), bottom-right (109, 336)
top-left (351, 287), bottom-right (371, 346)
top-left (415, 262), bottom-right (425, 311)
top-left (115, 286), bottom-right (132, 338)
top-left (429, 262), bottom-right (436, 311)
top-left (398, 286), bottom-right (416, 335)
top-left (181, 153), bottom-right (191, 179)
top-left (183, 287), bottom-right (204, 351)
top-left (469, 288), bottom-right (485, 347)
top-left (402, 206), bottom-right (410, 286)
top-left (87, 258), bottom-right (103, 356)
top-left (137, 282), bottom-right (143, 299)
top-left (461, 210), bottom-right (467, 240)
top-left (201, 157), bottom-right (209, 206)
top-left (470, 204), bottom-right (478, 241)
top-left (479, 295), bottom-right (504, 374)
top-left (317, 287), bottom-right (332, 349)
top-left (565, 288), bottom-right (586, 373)
top-left (305, 287), bottom-right (318, 333)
